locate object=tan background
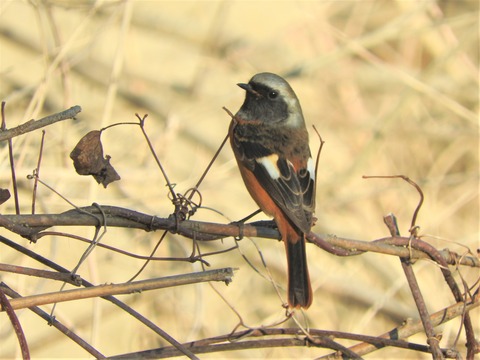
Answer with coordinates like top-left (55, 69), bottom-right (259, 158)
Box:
top-left (0, 1), bottom-right (478, 358)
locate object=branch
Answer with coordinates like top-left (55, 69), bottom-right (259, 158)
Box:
top-left (0, 286), bottom-right (29, 359)
top-left (0, 268), bottom-right (234, 311)
top-left (1, 283), bottom-right (104, 359)
top-left (384, 213), bottom-right (443, 359)
top-left (332, 297), bottom-right (479, 358)
top-left (0, 105), bottom-right (82, 141)
top-left (109, 297), bottom-right (479, 359)
top-left (0, 263), bottom-right (81, 286)
top-left (0, 235), bottom-right (201, 359)
top-left (1, 206), bottom-right (478, 268)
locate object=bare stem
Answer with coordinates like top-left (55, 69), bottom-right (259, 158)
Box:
top-left (1, 268), bottom-right (234, 311)
top-left (384, 214), bottom-right (444, 360)
top-left (0, 105), bottom-right (82, 141)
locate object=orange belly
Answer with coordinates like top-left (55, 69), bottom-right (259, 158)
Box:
top-left (237, 163), bottom-right (300, 243)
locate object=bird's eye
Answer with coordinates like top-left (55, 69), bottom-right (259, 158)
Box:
top-left (268, 91), bottom-right (278, 99)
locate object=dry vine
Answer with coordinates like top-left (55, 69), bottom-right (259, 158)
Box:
top-left (0, 105), bottom-right (479, 359)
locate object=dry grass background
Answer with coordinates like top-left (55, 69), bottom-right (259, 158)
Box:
top-left (0, 0), bottom-right (479, 359)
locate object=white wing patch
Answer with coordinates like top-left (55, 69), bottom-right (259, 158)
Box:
top-left (256, 154), bottom-right (280, 179)
top-left (307, 157), bottom-right (315, 181)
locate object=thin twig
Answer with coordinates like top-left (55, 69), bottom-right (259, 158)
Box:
top-left (323, 296), bottom-right (479, 358)
top-left (2, 102), bottom-right (20, 214)
top-left (311, 124), bottom-right (325, 204)
top-left (47, 208), bottom-right (107, 320)
top-left (0, 235), bottom-right (200, 359)
top-left (136, 113), bottom-right (177, 201)
top-left (35, 230), bottom-right (217, 263)
top-left (0, 263), bottom-right (80, 285)
top-left (166, 109), bottom-right (232, 221)
top-left (1, 283), bottom-right (105, 359)
top-left (191, 129), bottom-right (230, 196)
top-left (127, 230), bottom-right (168, 282)
top-left (363, 174), bottom-right (424, 230)
top-left (384, 237), bottom-right (477, 359)
top-left (0, 285), bottom-right (30, 359)
top-left (31, 130), bottom-right (46, 214)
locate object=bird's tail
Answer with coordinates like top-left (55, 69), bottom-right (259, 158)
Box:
top-left (285, 235), bottom-right (312, 309)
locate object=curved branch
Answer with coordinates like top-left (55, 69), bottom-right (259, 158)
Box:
top-left (109, 297), bottom-right (479, 359)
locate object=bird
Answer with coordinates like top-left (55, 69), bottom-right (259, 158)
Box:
top-left (229, 72), bottom-right (315, 309)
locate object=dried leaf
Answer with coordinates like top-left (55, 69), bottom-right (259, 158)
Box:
top-left (0, 188), bottom-right (11, 204)
top-left (70, 130), bottom-right (120, 188)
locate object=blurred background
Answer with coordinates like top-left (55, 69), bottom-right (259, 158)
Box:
top-left (0, 1), bottom-right (478, 358)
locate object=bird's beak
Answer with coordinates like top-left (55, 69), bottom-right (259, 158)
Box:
top-left (237, 83), bottom-right (261, 98)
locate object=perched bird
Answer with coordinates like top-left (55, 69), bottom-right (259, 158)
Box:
top-left (229, 72), bottom-right (315, 309)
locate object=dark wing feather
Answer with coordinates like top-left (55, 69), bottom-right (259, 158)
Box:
top-left (231, 122), bottom-right (315, 233)
top-left (252, 156), bottom-right (314, 234)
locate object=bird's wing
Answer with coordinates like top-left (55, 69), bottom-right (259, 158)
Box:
top-left (232, 129), bottom-right (314, 233)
